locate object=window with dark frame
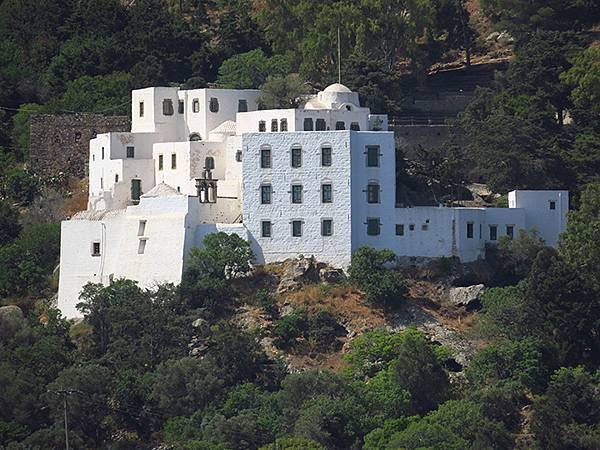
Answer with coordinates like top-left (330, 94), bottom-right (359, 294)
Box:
top-left (261, 221), bottom-right (271, 237)
top-left (178, 100), bottom-right (184, 114)
top-left (367, 218), bottom-right (380, 236)
top-left (335, 121), bottom-right (345, 130)
top-left (192, 99), bottom-right (200, 113)
top-left (303, 118), bottom-right (313, 131)
top-left (126, 146), bottom-right (134, 158)
top-left (238, 99), bottom-right (248, 112)
top-left (171, 153), bottom-right (177, 169)
top-left (506, 225), bottom-right (514, 238)
top-left (396, 224), bottom-right (404, 236)
top-left (291, 185), bottom-right (303, 203)
top-left (322, 184), bottom-right (332, 203)
top-left (409, 224), bottom-right (415, 231)
top-left (366, 146), bottom-right (380, 167)
top-left (489, 225), bottom-right (498, 241)
top-left (158, 154), bottom-right (163, 171)
top-left (139, 101), bottom-right (144, 117)
top-left (292, 220), bottom-right (302, 237)
top-left (280, 118), bottom-right (288, 131)
top-left (350, 122), bottom-right (360, 131)
top-left (467, 222), bottom-right (474, 239)
top-left (260, 148), bottom-right (271, 168)
top-left (235, 150), bottom-right (242, 162)
top-left (321, 146), bottom-right (332, 166)
top-left (271, 119), bottom-right (278, 132)
top-left (260, 185), bottom-right (272, 204)
top-left (259, 121), bottom-right (266, 132)
top-left (209, 97), bottom-right (219, 113)
top-left (322, 219), bottom-right (333, 236)
top-left (367, 183), bottom-right (380, 203)
top-left (163, 99), bottom-right (174, 116)
top-left (291, 147), bottom-right (302, 168)
top-left (91, 242), bottom-right (101, 256)
top-left (549, 201), bottom-right (556, 210)
top-left (315, 118), bottom-right (326, 131)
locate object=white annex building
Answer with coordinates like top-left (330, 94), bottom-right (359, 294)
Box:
top-left (57, 84), bottom-right (569, 318)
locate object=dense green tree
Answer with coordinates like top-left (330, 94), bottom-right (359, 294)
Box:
top-left (260, 437), bottom-right (325, 450)
top-left (258, 74), bottom-right (310, 109)
top-left (348, 247), bottom-right (407, 306)
top-left (0, 200), bottom-right (20, 245)
top-left (217, 49), bottom-right (290, 89)
top-left (477, 285), bottom-right (529, 342)
top-left (561, 46), bottom-right (600, 126)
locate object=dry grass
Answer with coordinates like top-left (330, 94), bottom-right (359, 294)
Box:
top-left (62, 177), bottom-right (88, 217)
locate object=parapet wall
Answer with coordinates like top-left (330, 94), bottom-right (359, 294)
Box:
top-left (30, 114), bottom-right (130, 179)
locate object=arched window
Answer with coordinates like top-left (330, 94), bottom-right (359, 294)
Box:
top-left (205, 157), bottom-right (215, 170)
top-left (271, 119), bottom-right (278, 132)
top-left (280, 118), bottom-right (288, 131)
top-left (189, 133), bottom-right (202, 141)
top-left (163, 99), bottom-right (174, 116)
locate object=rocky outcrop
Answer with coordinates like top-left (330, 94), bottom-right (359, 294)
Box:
top-left (447, 284), bottom-right (485, 308)
top-left (0, 305), bottom-right (23, 320)
top-left (276, 256), bottom-right (345, 293)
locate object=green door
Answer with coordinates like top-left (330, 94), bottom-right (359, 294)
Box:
top-left (131, 179), bottom-right (141, 204)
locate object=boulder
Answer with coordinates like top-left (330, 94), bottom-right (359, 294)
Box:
top-left (277, 255), bottom-right (319, 293)
top-left (447, 284), bottom-right (485, 308)
top-left (486, 31), bottom-right (500, 42)
top-left (497, 31), bottom-right (515, 46)
top-left (319, 267), bottom-right (346, 283)
top-left (0, 305), bottom-right (23, 320)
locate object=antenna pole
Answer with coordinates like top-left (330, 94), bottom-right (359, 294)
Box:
top-left (337, 27), bottom-right (341, 84)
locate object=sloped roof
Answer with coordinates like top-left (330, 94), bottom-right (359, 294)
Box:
top-left (141, 182), bottom-right (183, 198)
top-left (211, 120), bottom-right (237, 135)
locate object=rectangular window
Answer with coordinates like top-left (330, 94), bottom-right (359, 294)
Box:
top-left (366, 146), bottom-right (380, 167)
top-left (367, 218), bottom-right (380, 236)
top-left (292, 220), bottom-right (302, 237)
top-left (139, 101), bottom-right (144, 117)
top-left (260, 185), bottom-right (272, 204)
top-left (350, 122), bottom-right (360, 131)
top-left (506, 225), bottom-right (514, 238)
top-left (261, 221), bottom-right (272, 238)
top-left (178, 100), bottom-right (184, 114)
top-left (171, 153), bottom-right (177, 169)
top-left (396, 224), bottom-right (404, 236)
top-left (138, 239), bottom-right (147, 255)
top-left (335, 121), bottom-right (345, 130)
top-left (303, 118), bottom-right (313, 131)
top-left (367, 184), bottom-right (380, 203)
top-left (259, 121), bottom-right (266, 132)
top-left (100, 177), bottom-right (103, 189)
top-left (467, 222), bottom-right (474, 239)
top-left (126, 146), bottom-right (135, 158)
top-left (260, 148), bottom-right (271, 168)
top-left (115, 174), bottom-right (119, 183)
top-left (549, 201), bottom-right (556, 210)
top-left (238, 99), bottom-right (248, 112)
top-left (321, 146), bottom-right (332, 166)
top-left (422, 224), bottom-right (428, 231)
top-left (192, 99), bottom-right (200, 113)
top-left (315, 118), bottom-right (326, 131)
top-left (209, 97), bottom-right (219, 113)
top-left (322, 184), bottom-right (332, 203)
top-left (163, 99), bottom-right (174, 115)
top-left (158, 154), bottom-right (164, 171)
top-left (101, 147), bottom-right (104, 159)
top-left (489, 225), bottom-right (497, 241)
top-left (322, 219), bottom-right (333, 236)
top-left (280, 118), bottom-right (288, 131)
top-left (409, 224), bottom-right (415, 231)
top-left (291, 147), bottom-right (302, 168)
top-left (271, 119), bottom-right (278, 132)
top-left (291, 185), bottom-right (303, 204)
top-left (91, 242), bottom-right (101, 256)
top-left (138, 220), bottom-right (146, 236)
top-left (236, 150), bottom-right (242, 162)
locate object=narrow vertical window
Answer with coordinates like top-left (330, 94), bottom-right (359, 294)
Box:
top-left (100, 177), bottom-right (103, 189)
top-left (271, 119), bottom-right (278, 132)
top-left (367, 182), bottom-right (380, 203)
top-left (126, 146), bottom-right (135, 158)
top-left (321, 146), bottom-right (332, 166)
top-left (238, 99), bottom-right (248, 112)
top-left (280, 118), bottom-right (288, 131)
top-left (235, 150), bottom-right (242, 162)
top-left (91, 242), bottom-right (101, 256)
top-left (321, 184), bottom-right (332, 203)
top-left (139, 101), bottom-right (144, 117)
top-left (163, 99), bottom-right (174, 116)
top-left (367, 218), bottom-right (380, 236)
top-left (467, 222), bottom-right (474, 239)
top-left (209, 97), bottom-right (219, 113)
top-left (291, 185), bottom-right (303, 204)
top-left (192, 99), bottom-right (200, 113)
top-left (321, 219), bottom-right (333, 236)
top-left (158, 155), bottom-right (164, 171)
top-left (291, 146), bottom-right (302, 168)
top-left (292, 220), bottom-right (302, 237)
top-left (261, 221), bottom-right (272, 237)
top-left (506, 225), bottom-right (514, 238)
top-left (315, 118), bottom-right (326, 131)
top-left (303, 118), bottom-right (313, 131)
top-left (549, 201), bottom-right (556, 210)
top-left (115, 174), bottom-right (119, 183)
top-left (138, 220), bottom-right (147, 236)
top-left (260, 185), bottom-right (272, 204)
top-left (259, 121), bottom-right (266, 132)
top-left (260, 148), bottom-right (271, 168)
top-left (396, 224), bottom-right (404, 236)
top-left (171, 153), bottom-right (177, 169)
top-left (101, 147), bottom-right (104, 160)
top-left (489, 225), bottom-right (497, 241)
top-left (178, 100), bottom-right (184, 114)
top-left (366, 146), bottom-right (380, 167)
top-left (138, 239), bottom-right (147, 254)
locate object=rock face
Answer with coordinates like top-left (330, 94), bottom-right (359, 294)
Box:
top-left (447, 284), bottom-right (485, 308)
top-left (277, 256), bottom-right (346, 293)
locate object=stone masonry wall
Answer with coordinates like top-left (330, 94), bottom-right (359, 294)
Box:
top-left (30, 114), bottom-right (130, 179)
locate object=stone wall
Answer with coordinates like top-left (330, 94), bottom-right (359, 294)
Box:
top-left (30, 114), bottom-right (130, 179)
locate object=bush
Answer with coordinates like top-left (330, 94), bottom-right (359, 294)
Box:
top-left (272, 309), bottom-right (307, 350)
top-left (348, 247), bottom-right (407, 306)
top-left (0, 200), bottom-right (20, 245)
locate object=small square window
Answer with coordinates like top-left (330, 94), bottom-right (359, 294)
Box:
top-left (261, 221), bottom-right (272, 238)
top-left (291, 147), bottom-right (302, 168)
top-left (292, 220), bottom-right (302, 237)
top-left (322, 219), bottom-right (333, 236)
top-left (280, 118), bottom-right (288, 131)
top-left (322, 184), bottom-right (332, 203)
top-left (178, 100), bottom-right (184, 114)
top-left (316, 118), bottom-right (327, 131)
top-left (192, 99), bottom-right (200, 113)
top-left (138, 220), bottom-right (146, 236)
top-left (171, 153), bottom-right (177, 169)
top-left (321, 146), bottom-right (332, 166)
top-left (350, 122), bottom-right (360, 131)
top-left (260, 148), bottom-right (271, 168)
top-left (291, 185), bottom-right (303, 204)
top-left (271, 119), bottom-right (278, 132)
top-left (209, 97), bottom-right (219, 113)
top-left (158, 155), bottom-right (164, 171)
top-left (367, 218), bottom-right (380, 236)
top-left (126, 146), bottom-right (135, 158)
top-left (506, 225), bottom-right (514, 238)
top-left (421, 224), bottom-right (428, 231)
top-left (303, 118), bottom-right (313, 131)
top-left (549, 201), bottom-right (556, 210)
top-left (139, 101), bottom-right (144, 117)
top-left (335, 121), bottom-right (345, 130)
top-left (489, 225), bottom-right (497, 241)
top-left (259, 121), bottom-right (266, 132)
top-left (238, 99), bottom-right (248, 112)
top-left (91, 242), bottom-right (101, 256)
top-left (409, 224), bottom-right (415, 231)
top-left (366, 146), bottom-right (380, 167)
top-left (138, 239), bottom-right (147, 254)
top-left (261, 185), bottom-right (272, 204)
top-left (163, 99), bottom-right (174, 116)
top-left (467, 222), bottom-right (474, 239)
top-left (396, 224), bottom-right (404, 236)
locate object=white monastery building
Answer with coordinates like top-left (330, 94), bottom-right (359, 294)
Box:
top-left (57, 84), bottom-right (569, 318)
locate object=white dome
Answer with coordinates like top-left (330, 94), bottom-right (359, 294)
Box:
top-left (142, 182), bottom-right (182, 198)
top-left (323, 83), bottom-right (352, 93)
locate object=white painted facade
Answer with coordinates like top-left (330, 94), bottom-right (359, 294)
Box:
top-left (58, 84), bottom-right (568, 318)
